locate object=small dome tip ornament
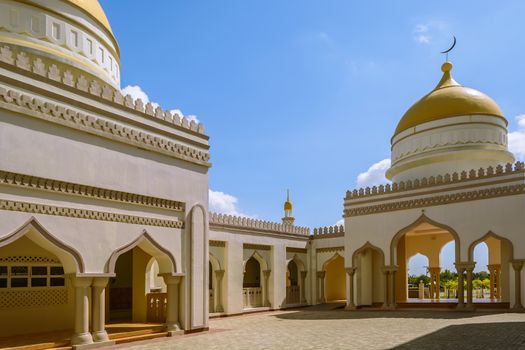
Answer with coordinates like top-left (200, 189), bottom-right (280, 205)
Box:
top-left (441, 35), bottom-right (457, 63)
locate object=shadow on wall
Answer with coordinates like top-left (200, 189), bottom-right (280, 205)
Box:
top-left (391, 322), bottom-right (525, 349)
top-left (274, 307), bottom-right (509, 321)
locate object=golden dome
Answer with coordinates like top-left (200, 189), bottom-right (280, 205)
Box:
top-left (64, 0), bottom-right (113, 34)
top-left (394, 62), bottom-right (506, 137)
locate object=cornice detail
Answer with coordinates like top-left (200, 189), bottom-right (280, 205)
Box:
top-left (209, 212), bottom-right (310, 236)
top-left (0, 45), bottom-right (206, 135)
top-left (346, 162), bottom-right (524, 201)
top-left (344, 184), bottom-right (525, 217)
top-left (286, 247), bottom-right (307, 254)
top-left (0, 199), bottom-right (184, 228)
top-left (0, 86), bottom-right (210, 167)
top-left (316, 246), bottom-right (344, 253)
top-left (0, 170), bottom-right (184, 211)
top-left (243, 243), bottom-right (271, 251)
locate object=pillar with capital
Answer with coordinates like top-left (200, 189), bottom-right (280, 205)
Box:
top-left (162, 274), bottom-right (184, 336)
top-left (455, 263), bottom-right (465, 309)
top-left (345, 267), bottom-right (356, 310)
top-left (91, 277), bottom-right (113, 345)
top-left (381, 267), bottom-right (389, 309)
top-left (317, 271), bottom-right (326, 303)
top-left (300, 271), bottom-right (307, 304)
top-left (70, 276), bottom-right (93, 347)
top-left (465, 263), bottom-right (475, 309)
top-left (263, 270), bottom-right (271, 307)
top-left (214, 270), bottom-right (225, 313)
top-left (512, 260), bottom-right (524, 310)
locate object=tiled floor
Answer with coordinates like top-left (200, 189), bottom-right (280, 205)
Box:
top-left (105, 307), bottom-right (525, 350)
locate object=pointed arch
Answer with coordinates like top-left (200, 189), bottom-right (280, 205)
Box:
top-left (287, 254), bottom-right (306, 271)
top-left (468, 231), bottom-right (514, 262)
top-left (0, 217), bottom-right (84, 273)
top-left (243, 251), bottom-right (268, 272)
top-left (106, 230), bottom-right (177, 275)
top-left (322, 252), bottom-right (344, 271)
top-left (209, 252), bottom-right (222, 272)
top-left (390, 214), bottom-right (460, 266)
top-left (352, 241), bottom-right (385, 267)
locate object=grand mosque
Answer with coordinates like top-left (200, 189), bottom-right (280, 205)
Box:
top-left (0, 1), bottom-right (523, 349)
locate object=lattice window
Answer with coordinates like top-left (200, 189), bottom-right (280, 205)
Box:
top-left (0, 256), bottom-right (65, 290)
top-left (0, 288), bottom-right (68, 308)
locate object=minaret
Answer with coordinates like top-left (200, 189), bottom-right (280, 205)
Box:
top-left (282, 190), bottom-right (295, 226)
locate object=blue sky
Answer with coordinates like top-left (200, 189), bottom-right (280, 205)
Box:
top-left (101, 1), bottom-right (525, 274)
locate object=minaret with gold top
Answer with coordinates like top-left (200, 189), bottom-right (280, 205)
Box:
top-left (282, 190), bottom-right (295, 226)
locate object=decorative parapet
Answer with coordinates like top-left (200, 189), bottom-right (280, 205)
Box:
top-left (0, 86), bottom-right (210, 166)
top-left (209, 212), bottom-right (310, 236)
top-left (0, 45), bottom-right (206, 135)
top-left (311, 225), bottom-right (345, 239)
top-left (345, 162), bottom-right (524, 201)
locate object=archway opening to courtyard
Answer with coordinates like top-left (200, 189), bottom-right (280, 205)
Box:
top-left (469, 233), bottom-right (513, 304)
top-left (286, 260), bottom-right (300, 305)
top-left (353, 245), bottom-right (384, 307)
top-left (324, 255), bottom-right (346, 302)
top-left (243, 256), bottom-right (262, 308)
top-left (393, 217), bottom-right (458, 304)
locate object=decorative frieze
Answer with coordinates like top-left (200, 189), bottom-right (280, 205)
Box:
top-left (312, 225), bottom-right (344, 239)
top-left (0, 256), bottom-right (59, 264)
top-left (0, 86), bottom-right (210, 167)
top-left (0, 45), bottom-right (206, 135)
top-left (243, 244), bottom-right (271, 251)
top-left (346, 161), bottom-right (524, 201)
top-left (209, 240), bottom-right (226, 247)
top-left (209, 212), bottom-right (310, 236)
top-left (0, 170), bottom-right (184, 211)
top-left (344, 184), bottom-right (525, 217)
top-left (0, 199), bottom-right (184, 228)
top-left (316, 246), bottom-right (344, 253)
top-left (0, 288), bottom-right (68, 308)
top-left (286, 247), bottom-right (307, 254)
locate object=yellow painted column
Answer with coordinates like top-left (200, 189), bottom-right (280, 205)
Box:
top-left (496, 265), bottom-right (502, 300)
top-left (488, 265), bottom-right (495, 299)
top-left (92, 277), bottom-right (111, 343)
top-left (215, 270), bottom-right (225, 312)
top-left (162, 274), bottom-right (183, 335)
top-left (455, 264), bottom-right (465, 309)
top-left (345, 268), bottom-right (356, 310)
top-left (263, 270), bottom-right (272, 307)
top-left (512, 260), bottom-right (524, 310)
top-left (435, 268), bottom-right (441, 300)
top-left (317, 271), bottom-right (326, 303)
top-left (300, 271), bottom-right (307, 304)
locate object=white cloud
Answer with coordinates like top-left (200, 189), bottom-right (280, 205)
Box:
top-left (335, 219), bottom-right (344, 227)
top-left (509, 114), bottom-right (525, 161)
top-left (121, 85), bottom-right (199, 122)
top-left (356, 158), bottom-right (391, 188)
top-left (413, 23), bottom-right (431, 44)
top-left (209, 189), bottom-right (252, 217)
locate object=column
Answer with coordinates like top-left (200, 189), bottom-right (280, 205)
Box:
top-left (70, 276), bottom-right (93, 346)
top-left (263, 270), bottom-right (271, 307)
top-left (382, 268), bottom-right (389, 308)
top-left (488, 265), bottom-right (495, 299)
top-left (512, 260), bottom-right (524, 310)
top-left (496, 265), bottom-right (502, 300)
top-left (317, 271), bottom-right (326, 303)
top-left (300, 271), bottom-right (307, 304)
top-left (92, 277), bottom-right (111, 343)
top-left (428, 269), bottom-right (434, 299)
top-left (465, 264), bottom-right (475, 309)
top-left (162, 274), bottom-right (183, 335)
top-left (345, 268), bottom-right (356, 310)
top-left (456, 265), bottom-right (465, 308)
top-left (435, 268), bottom-right (441, 300)
top-left (390, 268), bottom-right (397, 308)
top-left (215, 270), bottom-right (225, 313)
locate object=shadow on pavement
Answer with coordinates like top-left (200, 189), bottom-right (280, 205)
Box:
top-left (391, 322), bottom-right (525, 349)
top-left (274, 304), bottom-right (509, 320)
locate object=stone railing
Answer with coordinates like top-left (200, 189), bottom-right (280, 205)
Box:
top-left (0, 45), bottom-right (205, 135)
top-left (345, 162), bottom-right (524, 201)
top-left (312, 225), bottom-right (344, 238)
top-left (209, 212), bottom-right (310, 236)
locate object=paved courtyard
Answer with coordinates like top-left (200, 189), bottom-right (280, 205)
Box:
top-left (107, 305), bottom-right (525, 350)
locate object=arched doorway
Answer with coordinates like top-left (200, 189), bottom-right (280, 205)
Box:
top-left (392, 215), bottom-right (459, 304)
top-left (469, 232), bottom-right (513, 304)
top-left (286, 260), bottom-right (300, 305)
top-left (324, 255), bottom-right (346, 302)
top-left (352, 244), bottom-right (385, 307)
top-left (0, 219), bottom-right (83, 342)
top-left (407, 253), bottom-right (429, 299)
top-left (243, 256), bottom-right (262, 308)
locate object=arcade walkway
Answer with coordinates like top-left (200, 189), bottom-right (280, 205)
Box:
top-left (105, 306), bottom-right (525, 350)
